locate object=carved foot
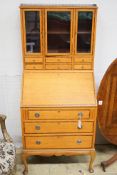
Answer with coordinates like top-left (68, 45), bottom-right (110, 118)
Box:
top-left (89, 168), bottom-right (94, 173)
top-left (101, 162), bottom-right (106, 172)
top-left (89, 151), bottom-right (96, 173)
top-left (22, 153), bottom-right (28, 175)
top-left (23, 170), bottom-right (28, 175)
top-left (100, 153), bottom-right (117, 172)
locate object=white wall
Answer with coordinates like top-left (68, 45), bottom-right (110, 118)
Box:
top-left (0, 0), bottom-right (117, 147)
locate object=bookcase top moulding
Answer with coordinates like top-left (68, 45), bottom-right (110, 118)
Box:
top-left (20, 4), bottom-right (98, 9)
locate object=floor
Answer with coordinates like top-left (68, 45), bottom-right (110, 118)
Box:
top-left (16, 145), bottom-right (117, 175)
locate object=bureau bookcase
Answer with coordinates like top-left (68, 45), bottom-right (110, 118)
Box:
top-left (20, 4), bottom-right (97, 174)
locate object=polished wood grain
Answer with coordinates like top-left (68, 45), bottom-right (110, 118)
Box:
top-left (98, 58), bottom-right (117, 145)
top-left (74, 64), bottom-right (92, 70)
top-left (20, 5), bottom-right (97, 174)
top-left (25, 57), bottom-right (43, 63)
top-left (20, 4), bottom-right (97, 9)
top-left (45, 64), bottom-right (72, 70)
top-left (0, 114), bottom-right (13, 143)
top-left (74, 57), bottom-right (93, 63)
top-left (25, 135), bottom-right (93, 149)
top-left (21, 71), bottom-right (97, 107)
top-left (24, 121), bottom-right (94, 133)
top-left (46, 57), bottom-right (72, 63)
top-left (98, 58), bottom-right (117, 171)
top-left (24, 64), bottom-right (43, 70)
top-left (28, 109), bottom-right (90, 120)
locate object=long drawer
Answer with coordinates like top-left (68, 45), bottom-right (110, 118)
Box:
top-left (24, 121), bottom-right (94, 134)
top-left (28, 110), bottom-right (90, 120)
top-left (25, 135), bottom-right (93, 149)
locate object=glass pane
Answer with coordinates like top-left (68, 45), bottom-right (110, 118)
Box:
top-left (25, 11), bottom-right (40, 53)
top-left (77, 11), bottom-right (93, 53)
top-left (47, 12), bottom-right (70, 53)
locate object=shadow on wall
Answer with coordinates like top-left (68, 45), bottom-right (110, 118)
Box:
top-left (96, 123), bottom-right (108, 144)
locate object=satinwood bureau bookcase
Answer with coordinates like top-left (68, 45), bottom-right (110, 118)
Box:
top-left (20, 4), bottom-right (97, 174)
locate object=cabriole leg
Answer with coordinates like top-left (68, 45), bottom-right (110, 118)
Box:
top-left (89, 150), bottom-right (96, 173)
top-left (22, 153), bottom-right (28, 175)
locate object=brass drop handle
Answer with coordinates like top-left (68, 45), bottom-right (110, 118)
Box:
top-left (77, 112), bottom-right (83, 129)
top-left (35, 113), bottom-right (40, 118)
top-left (35, 125), bottom-right (40, 130)
top-left (77, 140), bottom-right (82, 144)
top-left (35, 140), bottom-right (41, 145)
top-left (78, 112), bottom-right (83, 118)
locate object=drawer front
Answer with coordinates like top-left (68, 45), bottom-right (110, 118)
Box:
top-left (74, 58), bottom-right (92, 63)
top-left (74, 64), bottom-right (92, 70)
top-left (24, 121), bottom-right (94, 134)
top-left (46, 57), bottom-right (72, 63)
top-left (28, 110), bottom-right (90, 120)
top-left (25, 135), bottom-right (93, 149)
top-left (25, 57), bottom-right (43, 63)
top-left (25, 64), bottom-right (43, 70)
top-left (45, 64), bottom-right (72, 70)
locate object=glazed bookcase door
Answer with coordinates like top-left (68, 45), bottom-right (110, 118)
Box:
top-left (45, 9), bottom-right (73, 56)
top-left (23, 10), bottom-right (43, 56)
top-left (75, 10), bottom-right (95, 56)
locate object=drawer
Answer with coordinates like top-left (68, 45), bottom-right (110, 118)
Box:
top-left (45, 64), bottom-right (72, 70)
top-left (24, 121), bottom-right (94, 134)
top-left (74, 58), bottom-right (92, 63)
top-left (28, 110), bottom-right (90, 120)
top-left (25, 135), bottom-right (93, 149)
top-left (74, 64), bottom-right (92, 70)
top-left (25, 57), bottom-right (43, 63)
top-left (46, 57), bottom-right (72, 63)
top-left (25, 64), bottom-right (43, 70)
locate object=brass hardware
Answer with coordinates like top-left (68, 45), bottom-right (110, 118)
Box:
top-left (35, 113), bottom-right (40, 118)
top-left (35, 140), bottom-right (41, 144)
top-left (78, 112), bottom-right (83, 118)
top-left (35, 125), bottom-right (40, 130)
top-left (77, 120), bottom-right (82, 129)
top-left (77, 140), bottom-right (82, 144)
top-left (77, 112), bottom-right (83, 129)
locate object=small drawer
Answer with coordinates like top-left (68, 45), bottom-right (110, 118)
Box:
top-left (74, 58), bottom-right (92, 63)
top-left (25, 64), bottom-right (43, 70)
top-left (28, 110), bottom-right (90, 120)
top-left (25, 135), bottom-right (93, 149)
top-left (74, 64), bottom-right (92, 70)
top-left (24, 121), bottom-right (94, 134)
top-left (46, 57), bottom-right (72, 63)
top-left (25, 57), bottom-right (43, 63)
top-left (45, 64), bottom-right (72, 70)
